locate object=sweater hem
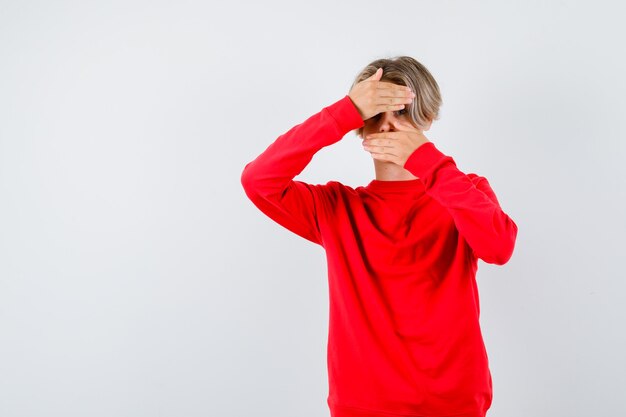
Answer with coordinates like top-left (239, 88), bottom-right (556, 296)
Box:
top-left (329, 400), bottom-right (486, 417)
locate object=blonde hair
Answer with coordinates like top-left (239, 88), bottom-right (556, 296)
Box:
top-left (348, 56), bottom-right (442, 138)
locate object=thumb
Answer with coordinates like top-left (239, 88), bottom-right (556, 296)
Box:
top-left (368, 67), bottom-right (382, 80)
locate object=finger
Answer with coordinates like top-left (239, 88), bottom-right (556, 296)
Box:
top-left (369, 148), bottom-right (401, 159)
top-left (374, 93), bottom-right (414, 106)
top-left (363, 141), bottom-right (395, 153)
top-left (365, 138), bottom-right (395, 147)
top-left (366, 132), bottom-right (399, 140)
top-left (363, 144), bottom-right (392, 152)
top-left (376, 90), bottom-right (414, 104)
top-left (377, 82), bottom-right (415, 97)
top-left (387, 97), bottom-right (413, 106)
top-left (374, 102), bottom-right (409, 113)
top-left (368, 67), bottom-right (383, 80)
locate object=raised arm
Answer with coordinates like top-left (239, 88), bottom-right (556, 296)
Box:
top-left (240, 95), bottom-right (364, 245)
top-left (403, 142), bottom-right (518, 265)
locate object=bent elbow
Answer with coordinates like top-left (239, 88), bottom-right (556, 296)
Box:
top-left (241, 161), bottom-right (261, 198)
top-left (240, 162), bottom-right (253, 189)
top-left (475, 220), bottom-right (518, 265)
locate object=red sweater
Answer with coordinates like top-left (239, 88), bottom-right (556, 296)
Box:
top-left (240, 95), bottom-right (518, 417)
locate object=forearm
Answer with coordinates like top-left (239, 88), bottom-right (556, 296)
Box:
top-left (404, 142), bottom-right (518, 264)
top-left (241, 95), bottom-right (364, 198)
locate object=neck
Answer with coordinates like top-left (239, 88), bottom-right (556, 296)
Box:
top-left (373, 160), bottom-right (419, 181)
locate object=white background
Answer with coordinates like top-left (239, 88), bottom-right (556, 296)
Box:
top-left (1, 1), bottom-right (625, 416)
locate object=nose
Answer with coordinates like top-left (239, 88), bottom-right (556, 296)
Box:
top-left (377, 111), bottom-right (400, 132)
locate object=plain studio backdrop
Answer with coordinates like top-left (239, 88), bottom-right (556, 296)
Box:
top-left (1, 1), bottom-right (625, 416)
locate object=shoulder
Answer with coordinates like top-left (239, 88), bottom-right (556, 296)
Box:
top-left (466, 172), bottom-right (493, 189)
top-left (466, 172), bottom-right (483, 182)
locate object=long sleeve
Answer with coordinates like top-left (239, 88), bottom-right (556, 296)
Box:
top-left (403, 141), bottom-right (518, 265)
top-left (240, 95), bottom-right (365, 245)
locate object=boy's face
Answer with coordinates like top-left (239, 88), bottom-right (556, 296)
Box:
top-left (362, 107), bottom-right (428, 139)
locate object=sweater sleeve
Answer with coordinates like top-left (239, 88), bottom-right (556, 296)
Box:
top-left (240, 95), bottom-right (364, 246)
top-left (403, 141), bottom-right (518, 265)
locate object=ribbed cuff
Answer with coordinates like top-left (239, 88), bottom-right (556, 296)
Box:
top-left (325, 95), bottom-right (365, 135)
top-left (403, 141), bottom-right (453, 180)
